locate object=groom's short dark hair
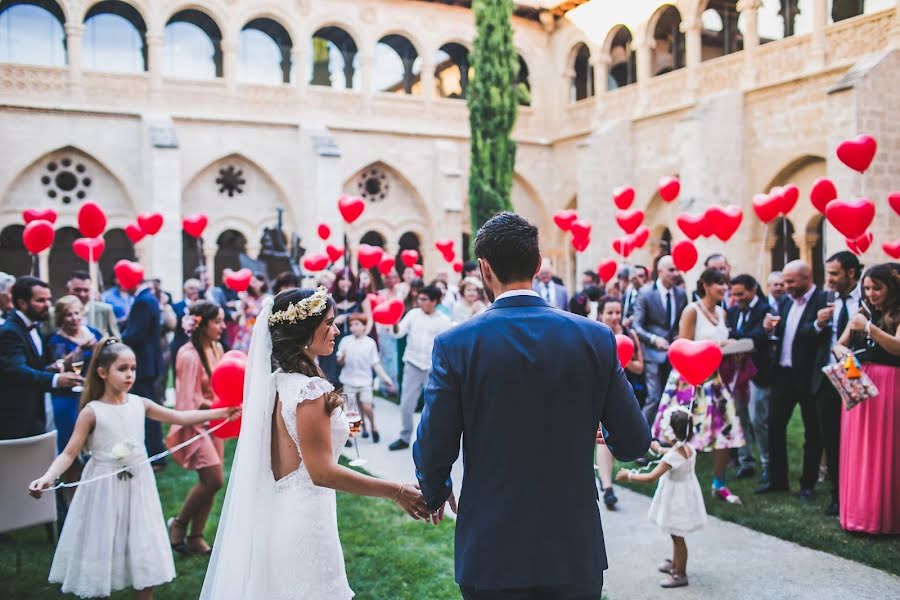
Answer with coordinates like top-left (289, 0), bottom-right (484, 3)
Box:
top-left (474, 212), bottom-right (540, 284)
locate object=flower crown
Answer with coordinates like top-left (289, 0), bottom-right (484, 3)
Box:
top-left (268, 287), bottom-right (330, 326)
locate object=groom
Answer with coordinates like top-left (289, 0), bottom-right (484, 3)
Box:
top-left (414, 213), bottom-right (651, 599)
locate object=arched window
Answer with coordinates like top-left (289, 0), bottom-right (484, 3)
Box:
top-left (375, 34), bottom-right (420, 94)
top-left (360, 230), bottom-right (385, 248)
top-left (163, 9), bottom-right (222, 79)
top-left (770, 217), bottom-right (800, 272)
top-left (651, 5), bottom-right (685, 76)
top-left (183, 230), bottom-right (207, 285)
top-left (396, 231), bottom-right (421, 274)
top-left (214, 230), bottom-right (247, 286)
top-left (570, 43), bottom-right (594, 102)
top-left (0, 1), bottom-right (66, 66)
top-left (701, 5), bottom-right (742, 60)
top-left (434, 43), bottom-right (470, 99)
top-left (516, 54), bottom-right (531, 106)
top-left (240, 18), bottom-right (292, 84)
top-left (607, 27), bottom-right (635, 90)
top-left (310, 26), bottom-right (358, 89)
top-left (83, 1), bottom-right (146, 73)
top-left (0, 224), bottom-right (31, 277)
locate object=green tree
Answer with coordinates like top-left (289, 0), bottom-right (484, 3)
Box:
top-left (467, 0), bottom-right (519, 235)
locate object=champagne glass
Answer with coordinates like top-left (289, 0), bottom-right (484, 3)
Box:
top-left (342, 393), bottom-right (367, 467)
top-left (767, 303), bottom-right (781, 342)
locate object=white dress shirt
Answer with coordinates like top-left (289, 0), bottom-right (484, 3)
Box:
top-left (779, 285), bottom-right (817, 368)
top-left (395, 308), bottom-right (452, 371)
top-left (497, 289), bottom-right (539, 302)
top-left (538, 281), bottom-right (557, 305)
top-left (736, 296), bottom-right (759, 332)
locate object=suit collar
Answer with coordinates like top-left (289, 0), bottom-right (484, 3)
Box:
top-left (487, 294), bottom-right (550, 311)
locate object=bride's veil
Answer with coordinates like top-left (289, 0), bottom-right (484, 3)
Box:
top-left (200, 296), bottom-right (276, 599)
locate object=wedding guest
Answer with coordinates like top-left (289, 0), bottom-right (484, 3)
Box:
top-left (231, 272), bottom-right (268, 352)
top-left (321, 269), bottom-right (373, 385)
top-left (63, 271), bottom-right (119, 338)
top-left (533, 259), bottom-right (568, 310)
top-left (0, 271), bottom-right (14, 323)
top-left (151, 278), bottom-right (177, 409)
top-left (166, 302), bottom-right (227, 555)
top-left (568, 292), bottom-right (590, 317)
top-left (451, 277), bottom-right (487, 324)
top-left (623, 265), bottom-right (649, 324)
top-left (376, 269), bottom-right (404, 396)
top-left (584, 285), bottom-right (603, 321)
top-left (396, 278), bottom-right (425, 400)
top-left (170, 278), bottom-right (201, 383)
top-left (272, 271), bottom-right (300, 295)
top-left (767, 271), bottom-right (788, 312)
top-left (581, 270), bottom-right (600, 290)
top-left (358, 269), bottom-right (377, 296)
top-left (434, 270), bottom-right (460, 310)
top-left (462, 260), bottom-right (480, 280)
top-left (833, 263), bottom-right (900, 534)
top-left (430, 278), bottom-right (453, 318)
top-left (694, 254), bottom-right (731, 306)
top-left (102, 273), bottom-right (133, 329)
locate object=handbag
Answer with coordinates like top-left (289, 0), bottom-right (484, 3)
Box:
top-left (821, 350), bottom-right (879, 410)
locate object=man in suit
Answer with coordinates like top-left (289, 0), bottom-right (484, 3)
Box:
top-left (170, 278), bottom-right (202, 384)
top-left (622, 265), bottom-right (648, 325)
top-left (62, 271), bottom-right (119, 338)
top-left (414, 213), bottom-right (650, 600)
top-left (758, 260), bottom-right (830, 499)
top-left (532, 258), bottom-right (568, 311)
top-left (0, 271), bottom-right (15, 324)
top-left (102, 274), bottom-right (134, 330)
top-left (0, 277), bottom-right (83, 439)
top-left (633, 255), bottom-right (688, 422)
top-left (767, 271), bottom-right (788, 313)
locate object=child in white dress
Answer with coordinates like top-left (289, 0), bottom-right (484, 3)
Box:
top-left (617, 407), bottom-right (707, 589)
top-left (29, 338), bottom-right (239, 599)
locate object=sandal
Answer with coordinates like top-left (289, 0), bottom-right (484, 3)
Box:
top-left (187, 534), bottom-right (213, 556)
top-left (712, 485), bottom-right (743, 505)
top-left (657, 558), bottom-right (673, 574)
top-left (167, 517), bottom-right (190, 556)
top-left (660, 573), bottom-right (689, 588)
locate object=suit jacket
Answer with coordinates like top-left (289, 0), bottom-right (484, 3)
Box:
top-left (727, 298), bottom-right (773, 386)
top-left (532, 280), bottom-right (568, 311)
top-left (622, 286), bottom-right (639, 320)
top-left (773, 288), bottom-right (831, 394)
top-left (633, 282), bottom-right (688, 364)
top-left (413, 294), bottom-right (651, 589)
top-left (122, 288), bottom-right (163, 381)
top-left (0, 312), bottom-right (54, 439)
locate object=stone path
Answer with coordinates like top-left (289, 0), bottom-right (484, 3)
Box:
top-left (343, 396), bottom-right (900, 600)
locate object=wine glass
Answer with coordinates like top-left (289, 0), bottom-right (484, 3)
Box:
top-left (342, 393), bottom-right (367, 467)
top-left (767, 303), bottom-right (781, 342)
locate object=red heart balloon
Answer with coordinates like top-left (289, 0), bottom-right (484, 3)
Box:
top-left (615, 334), bottom-right (634, 368)
top-left (572, 236), bottom-right (590, 253)
top-left (810, 178), bottom-right (838, 214)
top-left (613, 186), bottom-right (635, 210)
top-left (125, 223), bottom-right (146, 244)
top-left (326, 244), bottom-right (344, 264)
top-left (413, 264), bottom-right (424, 277)
top-left (22, 220), bottom-right (55, 254)
top-left (825, 198), bottom-right (875, 240)
top-left (676, 213), bottom-right (706, 240)
top-left (113, 259), bottom-right (144, 291)
top-left (672, 240), bottom-right (698, 272)
top-left (208, 398), bottom-right (242, 439)
top-left (658, 177), bottom-right (680, 203)
top-left (632, 225), bottom-right (650, 248)
top-left (223, 268), bottom-right (253, 292)
top-left (77, 201), bottom-right (107, 238)
top-left (357, 244), bottom-right (383, 269)
top-left (73, 237), bottom-right (105, 263)
top-left (597, 259), bottom-right (618, 283)
top-left (372, 298), bottom-right (404, 325)
top-left (706, 205), bottom-right (743, 242)
top-left (317, 223), bottom-right (331, 240)
top-left (846, 231), bottom-right (873, 256)
top-left (570, 219), bottom-right (592, 240)
top-left (611, 237), bottom-right (632, 258)
top-left (401, 250), bottom-right (419, 267)
top-left (23, 208), bottom-right (57, 224)
top-left (377, 256), bottom-right (396, 275)
top-left (435, 239), bottom-right (455, 255)
top-left (222, 350), bottom-right (247, 363)
top-left (183, 214), bottom-right (208, 238)
top-left (553, 210), bottom-right (578, 231)
top-left (367, 293), bottom-right (385, 309)
top-left (137, 212), bottom-right (164, 235)
top-left (836, 134), bottom-right (877, 173)
top-left (302, 252), bottom-right (330, 272)
top-left (452, 261), bottom-right (463, 273)
top-left (780, 184), bottom-right (799, 215)
top-left (211, 358), bottom-right (246, 407)
top-left (668, 339), bottom-right (723, 386)
top-left (338, 195), bottom-right (365, 224)
top-left (442, 250), bottom-right (456, 264)
top-left (752, 192), bottom-right (782, 224)
top-left (889, 192), bottom-right (900, 217)
top-left (615, 209), bottom-right (644, 234)
top-left (882, 240), bottom-right (900, 259)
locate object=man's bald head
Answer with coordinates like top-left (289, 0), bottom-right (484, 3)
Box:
top-left (782, 260), bottom-right (812, 299)
top-left (657, 255), bottom-right (678, 288)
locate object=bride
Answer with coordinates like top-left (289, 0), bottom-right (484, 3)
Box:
top-left (201, 287), bottom-right (430, 599)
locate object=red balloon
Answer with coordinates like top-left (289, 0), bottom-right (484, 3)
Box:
top-left (672, 240), bottom-right (698, 272)
top-left (572, 236), bottom-right (590, 253)
top-left (597, 259), bottom-right (618, 283)
top-left (668, 339), bottom-right (723, 386)
top-left (73, 237), bottom-right (105, 263)
top-left (452, 261), bottom-right (463, 273)
top-left (357, 244), bottom-right (383, 269)
top-left (611, 237), bottom-right (632, 258)
top-left (373, 298), bottom-right (404, 325)
top-left (615, 209), bottom-right (644, 234)
top-left (882, 240), bottom-right (900, 260)
top-left (553, 210), bottom-right (578, 231)
top-left (889, 192), bottom-right (900, 217)
top-left (137, 212), bottom-right (164, 235)
top-left (658, 177), bottom-right (680, 202)
top-left (317, 223), bottom-right (331, 240)
top-left (632, 225), bottom-right (650, 248)
top-left (367, 293), bottom-right (385, 309)
top-left (705, 205), bottom-right (743, 242)
top-left (223, 268), bottom-right (253, 292)
top-left (612, 186), bottom-right (635, 210)
top-left (825, 198), bottom-right (875, 241)
top-left (676, 213), bottom-right (706, 240)
top-left (435, 239), bottom-right (455, 255)
top-left (752, 192), bottom-right (782, 224)
top-left (810, 178), bottom-right (838, 214)
top-left (846, 231), bottom-right (873, 256)
top-left (222, 350), bottom-right (247, 363)
top-left (836, 134), bottom-right (877, 173)
top-left (23, 208), bottom-right (57, 224)
top-left (77, 202), bottom-right (107, 238)
top-left (125, 223), bottom-right (146, 244)
top-left (400, 249), bottom-right (419, 267)
top-left (211, 358), bottom-right (246, 407)
top-left (113, 259), bottom-right (144, 291)
top-left (413, 264), bottom-right (424, 277)
top-left (780, 184), bottom-right (799, 215)
top-left (208, 398), bottom-right (242, 439)
top-left (337, 195), bottom-right (365, 224)
top-left (615, 334), bottom-right (634, 368)
top-left (302, 252), bottom-right (329, 272)
top-left (377, 256), bottom-right (396, 275)
top-left (326, 244), bottom-right (344, 264)
top-left (442, 250), bottom-right (456, 264)
top-left (22, 220), bottom-right (55, 254)
top-left (183, 214), bottom-right (208, 238)
top-left (570, 219), bottom-right (592, 240)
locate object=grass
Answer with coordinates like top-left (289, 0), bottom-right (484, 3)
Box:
top-left (614, 411), bottom-right (900, 576)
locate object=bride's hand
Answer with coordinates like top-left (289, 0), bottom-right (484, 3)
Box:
top-left (394, 483), bottom-right (430, 521)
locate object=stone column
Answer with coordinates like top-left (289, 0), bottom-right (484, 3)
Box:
top-left (737, 0), bottom-right (762, 87)
top-left (147, 32), bottom-right (164, 92)
top-left (682, 17), bottom-right (703, 95)
top-left (590, 43), bottom-right (609, 95)
top-left (291, 47), bottom-right (308, 94)
top-left (142, 117), bottom-right (183, 291)
top-left (635, 30), bottom-right (653, 84)
top-left (810, 0), bottom-right (828, 69)
top-left (359, 51), bottom-right (375, 111)
top-left (421, 59), bottom-right (435, 103)
top-left (65, 23), bottom-right (84, 95)
top-left (222, 39), bottom-right (238, 90)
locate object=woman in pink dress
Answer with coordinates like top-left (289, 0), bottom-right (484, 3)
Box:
top-left (834, 263), bottom-right (900, 534)
top-left (166, 301), bottom-right (226, 554)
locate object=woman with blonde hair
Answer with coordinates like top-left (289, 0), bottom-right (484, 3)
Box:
top-left (452, 277), bottom-right (488, 323)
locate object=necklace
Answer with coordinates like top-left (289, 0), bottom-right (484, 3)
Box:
top-left (696, 301), bottom-right (720, 326)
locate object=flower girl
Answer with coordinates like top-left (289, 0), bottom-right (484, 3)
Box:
top-left (29, 338), bottom-right (240, 599)
top-left (616, 407), bottom-right (707, 588)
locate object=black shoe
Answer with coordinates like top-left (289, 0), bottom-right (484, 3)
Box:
top-left (825, 500), bottom-right (840, 516)
top-left (797, 488), bottom-right (816, 502)
top-left (345, 439), bottom-right (353, 448)
top-left (388, 439), bottom-right (409, 451)
top-left (362, 430), bottom-right (370, 439)
top-left (603, 487), bottom-right (618, 509)
top-left (736, 465), bottom-right (757, 479)
top-left (757, 468), bottom-right (770, 485)
top-left (754, 482), bottom-right (789, 494)
top-left (372, 431), bottom-right (380, 443)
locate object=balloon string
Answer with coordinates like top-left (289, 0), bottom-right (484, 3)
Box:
top-left (46, 420), bottom-right (230, 491)
top-left (758, 225), bottom-right (768, 282)
top-left (782, 216), bottom-right (788, 267)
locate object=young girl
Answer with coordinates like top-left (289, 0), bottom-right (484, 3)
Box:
top-left (616, 407), bottom-right (707, 589)
top-left (29, 338), bottom-right (240, 599)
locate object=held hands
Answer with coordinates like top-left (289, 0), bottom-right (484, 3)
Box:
top-left (216, 406), bottom-right (242, 421)
top-left (394, 483), bottom-right (431, 521)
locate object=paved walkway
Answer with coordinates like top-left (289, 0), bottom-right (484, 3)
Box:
top-left (343, 397), bottom-right (900, 600)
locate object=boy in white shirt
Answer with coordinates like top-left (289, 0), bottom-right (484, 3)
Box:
top-left (337, 314), bottom-right (395, 444)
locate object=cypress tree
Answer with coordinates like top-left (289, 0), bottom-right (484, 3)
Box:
top-left (467, 0), bottom-right (519, 235)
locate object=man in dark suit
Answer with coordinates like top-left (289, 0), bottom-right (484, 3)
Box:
top-left (622, 265), bottom-right (648, 325)
top-left (414, 213), bottom-right (650, 600)
top-left (532, 259), bottom-right (568, 311)
top-left (0, 277), bottom-right (82, 439)
top-left (757, 260), bottom-right (831, 498)
top-left (169, 278), bottom-right (202, 383)
top-left (633, 255), bottom-right (688, 422)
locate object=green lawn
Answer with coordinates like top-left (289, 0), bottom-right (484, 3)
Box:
top-left (615, 411), bottom-right (900, 576)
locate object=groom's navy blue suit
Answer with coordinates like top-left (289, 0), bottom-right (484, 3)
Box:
top-left (414, 293), bottom-right (651, 596)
